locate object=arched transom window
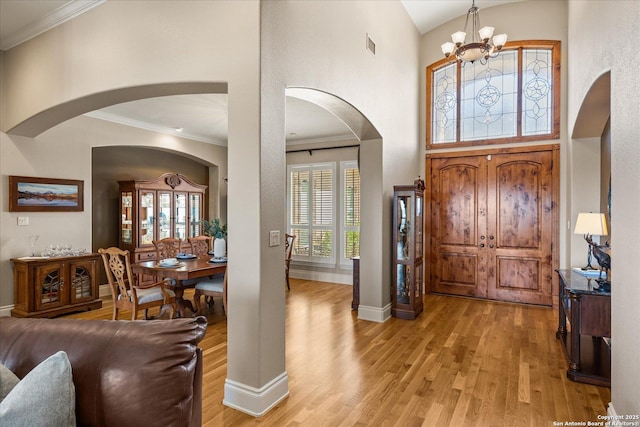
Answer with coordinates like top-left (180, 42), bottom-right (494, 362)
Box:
top-left (427, 40), bottom-right (561, 148)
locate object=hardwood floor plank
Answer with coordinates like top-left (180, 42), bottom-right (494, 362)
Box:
top-left (63, 279), bottom-right (610, 426)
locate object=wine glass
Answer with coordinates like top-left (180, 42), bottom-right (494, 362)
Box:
top-left (28, 235), bottom-right (39, 256)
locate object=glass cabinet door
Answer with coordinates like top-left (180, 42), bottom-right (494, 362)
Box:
top-left (189, 193), bottom-right (202, 237)
top-left (175, 193), bottom-right (187, 240)
top-left (158, 192), bottom-right (172, 240)
top-left (140, 191), bottom-right (155, 246)
top-left (69, 261), bottom-right (95, 303)
top-left (396, 195), bottom-right (412, 261)
top-left (121, 191), bottom-right (133, 245)
top-left (415, 194), bottom-right (423, 259)
top-left (35, 264), bottom-right (65, 311)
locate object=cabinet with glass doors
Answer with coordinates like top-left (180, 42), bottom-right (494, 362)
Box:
top-left (118, 173), bottom-right (207, 262)
top-left (391, 178), bottom-right (425, 319)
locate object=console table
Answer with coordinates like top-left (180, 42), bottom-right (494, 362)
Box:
top-left (555, 269), bottom-right (610, 387)
top-left (11, 253), bottom-right (102, 318)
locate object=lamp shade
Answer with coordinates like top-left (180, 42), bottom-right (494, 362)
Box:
top-left (574, 212), bottom-right (608, 236)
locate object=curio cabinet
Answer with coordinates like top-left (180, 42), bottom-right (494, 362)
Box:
top-left (392, 178), bottom-right (425, 319)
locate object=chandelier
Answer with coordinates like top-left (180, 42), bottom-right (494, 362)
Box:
top-left (441, 0), bottom-right (508, 64)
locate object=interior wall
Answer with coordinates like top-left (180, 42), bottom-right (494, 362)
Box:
top-left (570, 137), bottom-right (601, 267)
top-left (600, 119), bottom-right (611, 240)
top-left (568, 0), bottom-right (640, 416)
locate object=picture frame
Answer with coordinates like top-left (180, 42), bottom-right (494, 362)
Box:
top-left (9, 176), bottom-right (84, 212)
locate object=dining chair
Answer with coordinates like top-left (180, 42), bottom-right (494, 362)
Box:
top-left (187, 235), bottom-right (212, 256)
top-left (153, 237), bottom-right (183, 259)
top-left (285, 233), bottom-right (296, 290)
top-left (193, 270), bottom-right (227, 316)
top-left (98, 247), bottom-right (176, 320)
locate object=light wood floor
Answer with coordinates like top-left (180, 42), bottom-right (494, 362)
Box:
top-left (65, 279), bottom-right (610, 426)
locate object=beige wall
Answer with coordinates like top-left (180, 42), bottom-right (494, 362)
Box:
top-left (568, 0), bottom-right (640, 417)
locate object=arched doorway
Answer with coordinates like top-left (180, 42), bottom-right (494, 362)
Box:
top-left (285, 87), bottom-right (388, 322)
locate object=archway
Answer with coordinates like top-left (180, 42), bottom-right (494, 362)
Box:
top-left (6, 82), bottom-right (228, 138)
top-left (285, 87), bottom-right (389, 322)
top-left (569, 71), bottom-right (611, 267)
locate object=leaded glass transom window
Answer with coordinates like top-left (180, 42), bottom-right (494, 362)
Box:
top-left (427, 41), bottom-right (560, 148)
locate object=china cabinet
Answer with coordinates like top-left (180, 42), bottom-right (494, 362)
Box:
top-left (118, 173), bottom-right (207, 262)
top-left (391, 179), bottom-right (425, 319)
top-left (11, 253), bottom-right (102, 318)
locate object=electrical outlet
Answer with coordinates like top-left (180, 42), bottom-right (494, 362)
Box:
top-left (269, 230), bottom-right (280, 247)
top-left (17, 217), bottom-right (29, 226)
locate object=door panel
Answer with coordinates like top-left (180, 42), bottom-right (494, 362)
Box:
top-left (428, 149), bottom-right (555, 306)
top-left (430, 157), bottom-right (487, 297)
top-left (487, 152), bottom-right (553, 305)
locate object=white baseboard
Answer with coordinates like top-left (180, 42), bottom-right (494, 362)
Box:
top-left (0, 305), bottom-right (13, 317)
top-left (223, 372), bottom-right (289, 417)
top-left (357, 303), bottom-right (391, 323)
top-left (290, 269), bottom-right (352, 285)
top-left (99, 284), bottom-right (110, 298)
top-left (607, 402), bottom-right (617, 418)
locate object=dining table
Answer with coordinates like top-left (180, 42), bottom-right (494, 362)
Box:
top-left (131, 254), bottom-right (226, 317)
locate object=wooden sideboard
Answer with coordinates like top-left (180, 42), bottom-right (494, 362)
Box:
top-left (555, 269), bottom-right (610, 387)
top-left (11, 253), bottom-right (102, 318)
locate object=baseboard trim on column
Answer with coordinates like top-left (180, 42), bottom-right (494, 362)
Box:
top-left (223, 371), bottom-right (289, 417)
top-left (357, 303), bottom-right (391, 323)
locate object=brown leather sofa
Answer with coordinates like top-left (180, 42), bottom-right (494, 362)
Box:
top-left (0, 316), bottom-right (207, 427)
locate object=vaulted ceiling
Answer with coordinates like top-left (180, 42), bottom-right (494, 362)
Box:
top-left (0, 0), bottom-right (520, 145)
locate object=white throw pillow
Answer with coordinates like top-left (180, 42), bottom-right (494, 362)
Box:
top-left (0, 363), bottom-right (20, 403)
top-left (0, 351), bottom-right (76, 426)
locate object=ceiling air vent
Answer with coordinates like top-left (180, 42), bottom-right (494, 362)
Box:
top-left (366, 33), bottom-right (376, 56)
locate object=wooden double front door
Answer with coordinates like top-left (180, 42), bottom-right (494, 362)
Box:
top-left (426, 145), bottom-right (559, 306)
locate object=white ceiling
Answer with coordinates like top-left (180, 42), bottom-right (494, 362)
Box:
top-left (0, 0), bottom-right (519, 146)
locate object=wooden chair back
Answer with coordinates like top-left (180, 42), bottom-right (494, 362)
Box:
top-left (285, 234), bottom-right (296, 290)
top-left (188, 235), bottom-right (212, 256)
top-left (99, 247), bottom-right (134, 305)
top-left (153, 238), bottom-right (182, 259)
top-left (98, 247), bottom-right (176, 320)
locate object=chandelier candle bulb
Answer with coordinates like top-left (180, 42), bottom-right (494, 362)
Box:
top-left (452, 31), bottom-right (466, 46)
top-left (493, 33), bottom-right (508, 49)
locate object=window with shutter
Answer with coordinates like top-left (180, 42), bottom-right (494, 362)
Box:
top-left (288, 163), bottom-right (336, 264)
top-left (342, 161), bottom-right (360, 264)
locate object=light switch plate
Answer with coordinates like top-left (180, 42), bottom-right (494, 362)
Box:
top-left (17, 217), bottom-right (29, 226)
top-left (269, 230), bottom-right (280, 247)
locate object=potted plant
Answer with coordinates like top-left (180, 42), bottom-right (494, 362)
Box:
top-left (202, 218), bottom-right (227, 258)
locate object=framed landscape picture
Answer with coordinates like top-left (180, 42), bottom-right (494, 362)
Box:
top-left (9, 176), bottom-right (84, 212)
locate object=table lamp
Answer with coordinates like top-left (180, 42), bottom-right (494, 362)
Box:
top-left (574, 212), bottom-right (608, 270)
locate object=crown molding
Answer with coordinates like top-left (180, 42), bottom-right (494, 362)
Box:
top-left (1, 0), bottom-right (106, 51)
